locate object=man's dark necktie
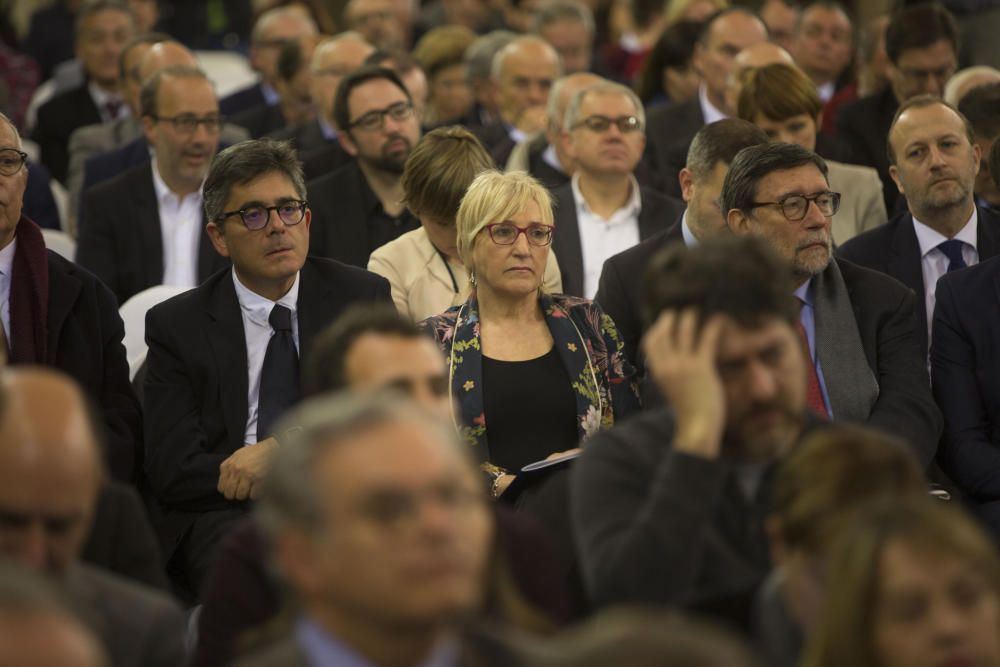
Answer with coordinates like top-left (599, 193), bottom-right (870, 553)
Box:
top-left (795, 298), bottom-right (828, 418)
top-left (103, 100), bottom-right (122, 120)
top-left (938, 239), bottom-right (968, 273)
top-left (257, 304), bottom-right (298, 442)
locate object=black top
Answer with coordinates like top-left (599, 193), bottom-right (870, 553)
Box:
top-left (481, 346), bottom-right (579, 472)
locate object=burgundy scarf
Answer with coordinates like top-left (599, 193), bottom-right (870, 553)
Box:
top-left (9, 216), bottom-right (48, 363)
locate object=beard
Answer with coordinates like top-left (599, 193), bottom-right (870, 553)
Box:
top-left (371, 133), bottom-right (412, 174)
top-left (916, 175), bottom-right (971, 212)
top-left (724, 398), bottom-right (805, 464)
top-left (792, 232), bottom-right (833, 281)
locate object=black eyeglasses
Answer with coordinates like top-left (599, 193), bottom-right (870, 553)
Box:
top-left (219, 201), bottom-right (308, 231)
top-left (484, 222), bottom-right (554, 246)
top-left (348, 102), bottom-right (414, 131)
top-left (749, 192), bottom-right (841, 222)
top-left (572, 115), bottom-right (643, 134)
top-left (0, 149), bottom-right (27, 177)
top-left (151, 114), bottom-right (225, 135)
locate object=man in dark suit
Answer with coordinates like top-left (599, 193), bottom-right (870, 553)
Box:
top-left (839, 96), bottom-right (1000, 355)
top-left (836, 3), bottom-right (960, 213)
top-left (32, 0), bottom-right (136, 184)
top-left (236, 393), bottom-right (498, 667)
top-left (0, 368), bottom-right (186, 667)
top-left (144, 139), bottom-right (391, 592)
top-left (0, 115), bottom-right (141, 482)
top-left (551, 82), bottom-right (684, 298)
top-left (219, 5), bottom-right (318, 116)
top-left (78, 65), bottom-right (229, 305)
top-left (724, 142), bottom-right (941, 465)
top-left (644, 8), bottom-right (767, 195)
top-left (307, 67), bottom-right (421, 267)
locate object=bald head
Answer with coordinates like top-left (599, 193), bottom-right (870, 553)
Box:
top-left (311, 33), bottom-right (376, 122)
top-left (138, 41), bottom-right (198, 83)
top-left (493, 36), bottom-right (562, 127)
top-left (0, 369), bottom-right (103, 576)
top-left (726, 42), bottom-right (794, 115)
top-left (547, 72), bottom-right (603, 147)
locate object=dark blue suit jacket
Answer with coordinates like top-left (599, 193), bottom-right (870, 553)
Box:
top-left (932, 255), bottom-right (1000, 533)
top-left (219, 83), bottom-right (267, 117)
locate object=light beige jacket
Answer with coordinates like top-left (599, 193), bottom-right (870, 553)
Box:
top-left (827, 159), bottom-right (887, 245)
top-left (368, 227), bottom-right (564, 322)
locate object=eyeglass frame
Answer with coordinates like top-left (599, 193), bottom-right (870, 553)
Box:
top-left (748, 191), bottom-right (842, 222)
top-left (0, 149), bottom-right (28, 177)
top-left (483, 222), bottom-right (555, 246)
top-left (571, 114), bottom-right (644, 134)
top-left (218, 200), bottom-right (309, 231)
top-left (149, 114), bottom-right (226, 134)
top-left (347, 101), bottom-right (415, 132)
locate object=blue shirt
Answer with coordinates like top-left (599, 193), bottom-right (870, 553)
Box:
top-left (296, 618), bottom-right (459, 667)
top-left (794, 279), bottom-right (833, 417)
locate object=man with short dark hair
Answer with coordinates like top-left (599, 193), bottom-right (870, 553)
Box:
top-left (32, 0), bottom-right (136, 184)
top-left (77, 65), bottom-right (230, 305)
top-left (143, 139), bottom-right (391, 591)
top-left (307, 66), bottom-right (422, 268)
top-left (759, 0), bottom-right (799, 53)
top-left (596, 119), bottom-right (769, 367)
top-left (724, 142), bottom-right (940, 463)
top-left (837, 3), bottom-right (960, 212)
top-left (532, 0), bottom-right (595, 75)
top-left (839, 96), bottom-right (1000, 355)
top-left (791, 1), bottom-right (853, 104)
top-left (574, 236), bottom-right (809, 611)
top-left (552, 82), bottom-right (684, 298)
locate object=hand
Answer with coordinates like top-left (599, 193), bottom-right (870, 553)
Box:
top-left (218, 437), bottom-right (279, 501)
top-left (642, 310), bottom-right (726, 460)
top-left (514, 105), bottom-right (548, 135)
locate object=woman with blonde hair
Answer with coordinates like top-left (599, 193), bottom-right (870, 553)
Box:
top-left (421, 170), bottom-right (639, 500)
top-left (801, 498), bottom-right (1000, 667)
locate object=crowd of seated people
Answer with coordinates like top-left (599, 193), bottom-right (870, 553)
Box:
top-left (4, 0), bottom-right (1000, 665)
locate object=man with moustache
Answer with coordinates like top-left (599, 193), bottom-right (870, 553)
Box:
top-left (77, 66), bottom-right (230, 305)
top-left (307, 67), bottom-right (421, 268)
top-left (724, 142), bottom-right (940, 465)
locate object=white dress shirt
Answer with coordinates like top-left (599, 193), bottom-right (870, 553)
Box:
top-left (680, 211), bottom-right (699, 247)
top-left (0, 239), bottom-right (16, 341)
top-left (542, 143), bottom-right (565, 174)
top-left (88, 82), bottom-right (129, 123)
top-left (232, 270), bottom-right (301, 445)
top-left (912, 209), bottom-right (979, 344)
top-left (152, 162), bottom-right (204, 290)
top-left (816, 81), bottom-right (836, 103)
top-left (572, 173), bottom-right (642, 299)
top-left (698, 83), bottom-right (728, 125)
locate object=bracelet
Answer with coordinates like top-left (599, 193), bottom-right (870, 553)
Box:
top-left (491, 472), bottom-right (506, 499)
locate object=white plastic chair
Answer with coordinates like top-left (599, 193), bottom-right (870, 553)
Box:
top-left (41, 228), bottom-right (75, 261)
top-left (119, 285), bottom-right (189, 381)
top-left (195, 50), bottom-right (258, 100)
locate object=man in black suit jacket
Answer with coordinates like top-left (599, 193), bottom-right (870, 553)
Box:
top-left (307, 67), bottom-right (421, 267)
top-left (839, 97), bottom-right (999, 355)
top-left (643, 9), bottom-right (767, 196)
top-left (596, 119), bottom-right (769, 367)
top-left (552, 82), bottom-right (684, 298)
top-left (144, 139), bottom-right (391, 591)
top-left (77, 66), bottom-right (230, 305)
top-left (32, 1), bottom-right (136, 184)
top-left (835, 4), bottom-right (960, 213)
top-left (724, 142), bottom-right (940, 465)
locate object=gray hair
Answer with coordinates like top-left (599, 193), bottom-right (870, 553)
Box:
top-left (256, 392), bottom-right (465, 538)
top-left (532, 0), bottom-right (595, 36)
top-left (139, 65), bottom-right (212, 118)
top-left (203, 139), bottom-right (306, 224)
top-left (464, 30), bottom-right (518, 83)
top-left (251, 4), bottom-right (318, 45)
top-left (490, 36), bottom-right (561, 81)
top-left (563, 82), bottom-right (645, 133)
top-left (685, 119), bottom-right (769, 181)
top-left (75, 0), bottom-right (135, 39)
top-left (0, 111), bottom-right (22, 150)
top-left (720, 142), bottom-right (829, 215)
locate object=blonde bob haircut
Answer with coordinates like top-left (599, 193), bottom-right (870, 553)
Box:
top-left (456, 170), bottom-right (553, 272)
top-left (737, 62), bottom-right (824, 125)
top-left (800, 497), bottom-right (1000, 667)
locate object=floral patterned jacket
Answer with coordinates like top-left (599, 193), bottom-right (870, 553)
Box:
top-left (420, 291), bottom-right (641, 466)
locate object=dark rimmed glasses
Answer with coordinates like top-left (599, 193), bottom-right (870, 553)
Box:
top-left (572, 114), bottom-right (643, 134)
top-left (484, 222), bottom-right (554, 246)
top-left (0, 149), bottom-right (27, 176)
top-left (348, 102), bottom-right (414, 131)
top-left (151, 114), bottom-right (225, 135)
top-left (749, 191), bottom-right (841, 222)
top-left (220, 201), bottom-right (308, 231)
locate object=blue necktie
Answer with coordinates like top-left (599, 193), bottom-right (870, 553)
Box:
top-left (256, 305), bottom-right (299, 442)
top-left (938, 239), bottom-right (968, 273)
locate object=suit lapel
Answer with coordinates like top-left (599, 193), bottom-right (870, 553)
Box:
top-left (204, 274), bottom-right (249, 444)
top-left (551, 186), bottom-right (584, 297)
top-left (134, 165), bottom-right (165, 287)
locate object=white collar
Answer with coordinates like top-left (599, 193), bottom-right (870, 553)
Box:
top-left (232, 268), bottom-right (301, 327)
top-left (87, 81), bottom-right (126, 112)
top-left (912, 207), bottom-right (978, 258)
top-left (541, 143), bottom-right (565, 174)
top-left (0, 237), bottom-right (16, 277)
top-left (816, 81), bottom-right (836, 103)
top-left (680, 211), bottom-right (699, 247)
top-left (151, 159), bottom-right (204, 204)
top-left (698, 83), bottom-right (728, 125)
top-left (571, 172), bottom-right (642, 219)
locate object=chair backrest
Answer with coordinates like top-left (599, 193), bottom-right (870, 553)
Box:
top-left (195, 50), bottom-right (258, 99)
top-left (119, 285), bottom-right (189, 380)
top-left (41, 228), bottom-right (75, 260)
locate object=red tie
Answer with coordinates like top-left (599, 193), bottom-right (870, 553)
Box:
top-left (795, 299), bottom-right (828, 418)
